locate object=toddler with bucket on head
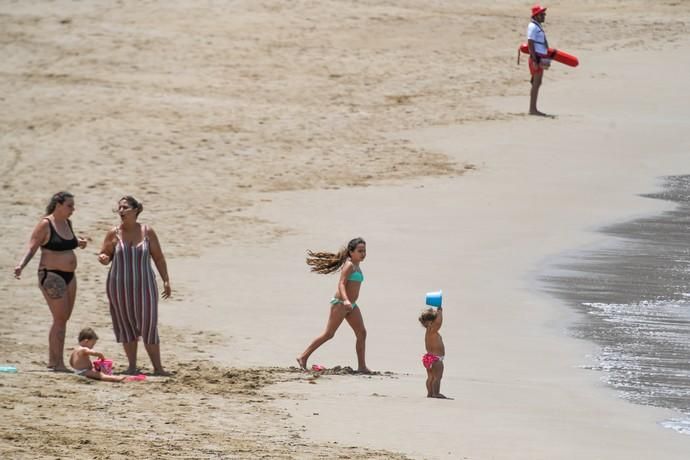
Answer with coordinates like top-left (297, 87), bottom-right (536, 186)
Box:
top-left (70, 327), bottom-right (127, 382)
top-left (419, 305), bottom-right (449, 399)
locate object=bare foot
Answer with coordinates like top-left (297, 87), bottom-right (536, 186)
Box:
top-left (52, 366), bottom-right (71, 373)
top-left (432, 394), bottom-right (453, 400)
top-left (529, 110), bottom-right (547, 116)
top-left (296, 357), bottom-right (307, 370)
top-left (356, 367), bottom-right (372, 374)
top-left (124, 367), bottom-right (140, 375)
top-left (153, 368), bottom-right (171, 377)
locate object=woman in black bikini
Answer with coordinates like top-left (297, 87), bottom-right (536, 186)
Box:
top-left (14, 192), bottom-right (87, 371)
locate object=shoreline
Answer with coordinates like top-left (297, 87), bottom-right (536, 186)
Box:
top-left (540, 174), bottom-right (690, 435)
top-left (162, 40), bottom-right (690, 458)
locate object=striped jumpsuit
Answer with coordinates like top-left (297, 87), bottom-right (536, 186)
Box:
top-left (106, 225), bottom-right (160, 344)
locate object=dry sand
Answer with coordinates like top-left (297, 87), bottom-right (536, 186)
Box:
top-left (2, 1), bottom-right (690, 459)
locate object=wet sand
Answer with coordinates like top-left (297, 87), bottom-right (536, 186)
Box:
top-left (542, 174), bottom-right (690, 432)
top-left (165, 39), bottom-right (690, 459)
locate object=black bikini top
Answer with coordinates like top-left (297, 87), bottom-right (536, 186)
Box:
top-left (42, 218), bottom-right (78, 251)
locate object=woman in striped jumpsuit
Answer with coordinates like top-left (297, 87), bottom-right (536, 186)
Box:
top-left (98, 196), bottom-right (171, 375)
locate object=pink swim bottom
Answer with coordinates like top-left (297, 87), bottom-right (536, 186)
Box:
top-left (422, 353), bottom-right (444, 370)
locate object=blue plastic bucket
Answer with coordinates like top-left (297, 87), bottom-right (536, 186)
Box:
top-left (425, 290), bottom-right (443, 307)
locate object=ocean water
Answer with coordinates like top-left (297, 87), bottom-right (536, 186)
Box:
top-left (541, 175), bottom-right (690, 435)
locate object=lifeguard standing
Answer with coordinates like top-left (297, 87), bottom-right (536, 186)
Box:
top-left (527, 5), bottom-right (549, 115)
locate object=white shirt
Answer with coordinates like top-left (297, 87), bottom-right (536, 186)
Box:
top-left (527, 21), bottom-right (548, 55)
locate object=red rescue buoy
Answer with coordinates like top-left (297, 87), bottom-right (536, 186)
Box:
top-left (518, 43), bottom-right (579, 67)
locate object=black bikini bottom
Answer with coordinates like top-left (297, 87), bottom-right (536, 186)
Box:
top-left (39, 268), bottom-right (75, 286)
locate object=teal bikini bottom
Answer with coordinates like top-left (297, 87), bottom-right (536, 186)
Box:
top-left (330, 297), bottom-right (358, 309)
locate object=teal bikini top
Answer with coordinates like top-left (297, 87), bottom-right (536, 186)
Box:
top-left (347, 269), bottom-right (364, 283)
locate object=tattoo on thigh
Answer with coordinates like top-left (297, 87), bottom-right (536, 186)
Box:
top-left (42, 273), bottom-right (66, 299)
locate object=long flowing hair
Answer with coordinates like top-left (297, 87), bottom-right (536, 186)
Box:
top-left (306, 237), bottom-right (366, 274)
top-left (45, 191), bottom-right (74, 215)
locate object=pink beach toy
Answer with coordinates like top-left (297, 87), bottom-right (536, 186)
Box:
top-left (93, 359), bottom-right (113, 375)
top-left (125, 374), bottom-right (147, 382)
top-left (311, 364), bottom-right (326, 372)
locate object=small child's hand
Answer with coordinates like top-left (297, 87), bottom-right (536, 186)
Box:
top-left (97, 352), bottom-right (105, 360)
top-left (78, 237), bottom-right (88, 249)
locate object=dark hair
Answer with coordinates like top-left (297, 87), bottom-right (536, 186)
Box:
top-left (78, 327), bottom-right (99, 342)
top-left (45, 191), bottom-right (74, 215)
top-left (306, 237), bottom-right (366, 274)
top-left (120, 195), bottom-right (144, 216)
top-left (419, 308), bottom-right (438, 327)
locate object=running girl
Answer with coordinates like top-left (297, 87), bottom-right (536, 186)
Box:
top-left (296, 237), bottom-right (371, 373)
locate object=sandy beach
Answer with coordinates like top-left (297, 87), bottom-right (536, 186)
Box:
top-left (2, 1), bottom-right (690, 459)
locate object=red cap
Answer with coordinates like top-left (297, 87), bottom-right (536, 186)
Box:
top-left (531, 5), bottom-right (547, 17)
